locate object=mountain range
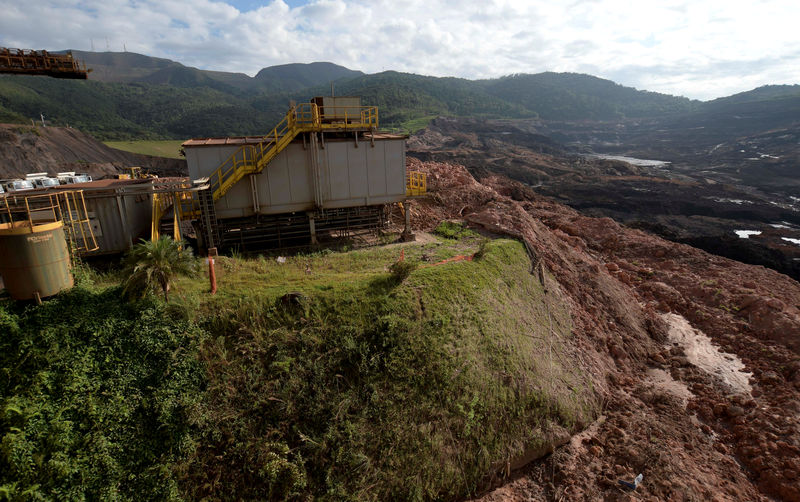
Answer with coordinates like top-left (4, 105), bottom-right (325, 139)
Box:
top-left (0, 50), bottom-right (798, 141)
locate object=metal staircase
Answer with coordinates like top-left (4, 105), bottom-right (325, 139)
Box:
top-left (197, 188), bottom-right (220, 248)
top-left (206, 102), bottom-right (379, 202)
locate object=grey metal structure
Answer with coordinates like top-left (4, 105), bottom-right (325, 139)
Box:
top-left (14, 179), bottom-right (155, 256)
top-left (184, 132), bottom-right (407, 220)
top-left (77, 180), bottom-right (153, 255)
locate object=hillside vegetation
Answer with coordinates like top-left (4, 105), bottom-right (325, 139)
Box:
top-left (0, 231), bottom-right (596, 500)
top-left (0, 50), bottom-right (704, 140)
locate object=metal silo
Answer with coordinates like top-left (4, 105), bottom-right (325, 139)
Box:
top-left (0, 220), bottom-right (73, 300)
top-left (0, 191), bottom-right (97, 302)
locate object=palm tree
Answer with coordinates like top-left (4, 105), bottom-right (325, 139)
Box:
top-left (121, 237), bottom-right (197, 302)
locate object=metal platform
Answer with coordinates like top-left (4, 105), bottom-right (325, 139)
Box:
top-left (0, 48), bottom-right (90, 79)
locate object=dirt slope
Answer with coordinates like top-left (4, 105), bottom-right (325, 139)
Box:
top-left (406, 158), bottom-right (800, 501)
top-left (0, 124), bottom-right (186, 179)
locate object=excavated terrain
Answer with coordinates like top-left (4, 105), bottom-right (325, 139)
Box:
top-left (406, 158), bottom-right (800, 501)
top-left (0, 124), bottom-right (186, 179)
top-left (408, 118), bottom-right (800, 281)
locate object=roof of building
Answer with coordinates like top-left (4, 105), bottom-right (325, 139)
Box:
top-left (182, 131), bottom-right (407, 148)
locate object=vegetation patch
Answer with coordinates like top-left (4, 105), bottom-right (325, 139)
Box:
top-left (1, 235), bottom-right (597, 501)
top-left (0, 288), bottom-right (205, 500)
top-left (181, 238), bottom-right (596, 500)
top-left (105, 140), bottom-right (185, 158)
top-left (433, 220), bottom-right (480, 240)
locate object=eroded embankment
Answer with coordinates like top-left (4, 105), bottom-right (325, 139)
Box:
top-left (0, 233), bottom-right (597, 501)
top-left (404, 158), bottom-right (800, 501)
top-left (183, 237), bottom-right (598, 501)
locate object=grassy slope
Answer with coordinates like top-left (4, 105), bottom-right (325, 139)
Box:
top-left (1, 232), bottom-right (597, 501)
top-left (104, 140), bottom-right (185, 159)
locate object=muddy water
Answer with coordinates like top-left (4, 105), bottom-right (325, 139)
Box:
top-left (661, 313), bottom-right (752, 395)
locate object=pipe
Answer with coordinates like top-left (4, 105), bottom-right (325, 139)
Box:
top-left (208, 247), bottom-right (218, 294)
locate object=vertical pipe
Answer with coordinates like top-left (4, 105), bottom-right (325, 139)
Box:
top-left (208, 247), bottom-right (218, 294)
top-left (308, 212), bottom-right (317, 245)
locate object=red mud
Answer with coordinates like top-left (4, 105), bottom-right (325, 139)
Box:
top-left (405, 158), bottom-right (800, 501)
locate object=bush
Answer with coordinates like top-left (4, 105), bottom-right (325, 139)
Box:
top-left (433, 220), bottom-right (478, 239)
top-left (389, 259), bottom-right (418, 283)
top-left (0, 288), bottom-right (205, 500)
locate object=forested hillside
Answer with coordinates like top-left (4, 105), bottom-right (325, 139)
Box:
top-left (0, 50), bottom-right (704, 140)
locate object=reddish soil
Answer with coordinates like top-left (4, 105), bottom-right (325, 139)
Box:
top-left (406, 157), bottom-right (800, 501)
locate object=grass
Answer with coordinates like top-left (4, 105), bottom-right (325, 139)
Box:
top-left (4, 232), bottom-right (598, 501)
top-left (177, 235), bottom-right (595, 500)
top-left (104, 140), bottom-right (184, 159)
top-left (396, 115), bottom-right (437, 134)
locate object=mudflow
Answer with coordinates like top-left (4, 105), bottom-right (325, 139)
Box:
top-left (406, 157), bottom-right (800, 501)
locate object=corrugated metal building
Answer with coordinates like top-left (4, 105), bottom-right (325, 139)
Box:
top-left (183, 132), bottom-right (406, 219)
top-left (2, 179), bottom-right (155, 256)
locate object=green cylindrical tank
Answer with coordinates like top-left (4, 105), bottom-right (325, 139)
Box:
top-left (0, 220), bottom-right (74, 300)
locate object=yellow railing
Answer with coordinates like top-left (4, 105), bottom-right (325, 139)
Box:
top-left (151, 185), bottom-right (198, 240)
top-left (151, 193), bottom-right (172, 241)
top-left (406, 171), bottom-right (427, 196)
top-left (206, 102), bottom-right (379, 201)
top-left (0, 190), bottom-right (98, 252)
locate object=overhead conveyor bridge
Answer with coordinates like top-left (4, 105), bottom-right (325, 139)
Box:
top-left (0, 48), bottom-right (90, 79)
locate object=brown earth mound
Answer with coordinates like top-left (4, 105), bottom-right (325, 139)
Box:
top-left (406, 157), bottom-right (800, 501)
top-left (0, 124), bottom-right (186, 179)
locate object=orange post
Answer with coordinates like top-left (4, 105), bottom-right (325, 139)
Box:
top-left (208, 247), bottom-right (218, 294)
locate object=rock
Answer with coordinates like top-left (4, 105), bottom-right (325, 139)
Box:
top-left (605, 262), bottom-right (620, 272)
top-left (766, 298), bottom-right (784, 310)
top-left (671, 355), bottom-right (689, 367)
top-left (761, 371), bottom-right (782, 385)
top-left (727, 405), bottom-right (745, 417)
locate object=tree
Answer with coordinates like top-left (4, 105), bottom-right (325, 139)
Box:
top-left (121, 237), bottom-right (197, 302)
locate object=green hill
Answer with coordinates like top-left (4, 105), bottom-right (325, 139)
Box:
top-left (0, 232), bottom-right (595, 501)
top-left (254, 62), bottom-right (364, 93)
top-left (1, 50), bottom-right (794, 141)
top-left (481, 72), bottom-right (698, 120)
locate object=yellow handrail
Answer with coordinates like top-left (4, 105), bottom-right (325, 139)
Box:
top-left (406, 171), bottom-right (426, 196)
top-left (204, 102), bottom-right (379, 202)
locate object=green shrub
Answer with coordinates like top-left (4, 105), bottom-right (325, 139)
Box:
top-left (121, 237), bottom-right (198, 302)
top-left (0, 287), bottom-right (205, 500)
top-left (433, 220), bottom-right (478, 239)
top-left (388, 259), bottom-right (418, 283)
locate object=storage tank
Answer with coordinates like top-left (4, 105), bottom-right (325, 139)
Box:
top-left (0, 220), bottom-right (73, 300)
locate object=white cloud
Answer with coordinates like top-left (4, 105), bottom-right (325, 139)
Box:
top-left (0, 0), bottom-right (798, 99)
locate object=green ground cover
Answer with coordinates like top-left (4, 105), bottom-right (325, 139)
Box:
top-left (104, 140), bottom-right (184, 159)
top-left (1, 229), bottom-right (597, 501)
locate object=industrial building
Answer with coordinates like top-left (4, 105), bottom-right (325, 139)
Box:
top-left (0, 96), bottom-right (425, 299)
top-left (182, 96), bottom-right (424, 251)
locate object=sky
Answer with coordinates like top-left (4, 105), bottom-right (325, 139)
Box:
top-left (1, 0), bottom-right (798, 100)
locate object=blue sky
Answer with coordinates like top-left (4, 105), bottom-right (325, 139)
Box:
top-left (0, 0), bottom-right (798, 100)
top-left (227, 0), bottom-right (310, 10)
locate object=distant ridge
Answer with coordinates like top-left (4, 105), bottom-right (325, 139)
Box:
top-left (0, 49), bottom-right (797, 140)
top-left (67, 50), bottom-right (362, 93)
top-left (254, 62), bottom-right (363, 92)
